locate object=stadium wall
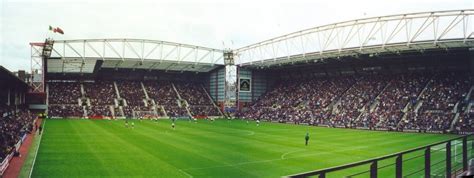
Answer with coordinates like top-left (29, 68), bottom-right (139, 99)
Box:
top-left (207, 67), bottom-right (225, 102)
top-left (237, 68), bottom-right (274, 109)
top-left (470, 48), bottom-right (474, 76)
top-left (252, 71), bottom-right (270, 101)
top-left (237, 68), bottom-right (252, 103)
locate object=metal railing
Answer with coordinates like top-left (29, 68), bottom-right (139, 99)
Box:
top-left (285, 134), bottom-right (474, 178)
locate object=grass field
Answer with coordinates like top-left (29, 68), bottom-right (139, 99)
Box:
top-left (28, 119), bottom-right (472, 178)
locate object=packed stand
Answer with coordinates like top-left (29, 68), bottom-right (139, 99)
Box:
top-left (250, 80), bottom-right (302, 108)
top-left (83, 81), bottom-right (117, 118)
top-left (166, 106), bottom-right (189, 117)
top-left (175, 82), bottom-right (213, 105)
top-left (175, 82), bottom-right (221, 116)
top-left (243, 72), bottom-right (471, 133)
top-left (0, 108), bottom-right (34, 162)
top-left (367, 73), bottom-right (429, 129)
top-left (84, 81), bottom-right (116, 105)
top-left (454, 111), bottom-right (473, 133)
top-left (331, 75), bottom-right (389, 128)
top-left (144, 81), bottom-right (187, 117)
top-left (453, 86), bottom-right (473, 133)
top-left (48, 82), bottom-right (84, 118)
top-left (189, 106), bottom-right (220, 117)
top-left (245, 76), bottom-right (356, 125)
top-left (406, 72), bottom-right (471, 132)
top-left (116, 81), bottom-right (150, 117)
top-left (117, 81), bottom-right (146, 106)
top-left (48, 82), bottom-right (82, 104)
top-left (48, 105), bottom-right (84, 118)
top-left (86, 105), bottom-right (112, 117)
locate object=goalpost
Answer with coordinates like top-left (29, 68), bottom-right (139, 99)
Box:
top-left (428, 139), bottom-right (473, 177)
top-left (430, 140), bottom-right (464, 163)
top-left (453, 140), bottom-right (461, 164)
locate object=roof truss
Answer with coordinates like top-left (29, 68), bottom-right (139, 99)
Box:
top-left (235, 9), bottom-right (474, 66)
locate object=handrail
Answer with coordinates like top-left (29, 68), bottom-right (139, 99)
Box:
top-left (285, 134), bottom-right (473, 177)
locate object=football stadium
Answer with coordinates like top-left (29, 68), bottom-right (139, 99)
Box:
top-left (1, 2), bottom-right (474, 178)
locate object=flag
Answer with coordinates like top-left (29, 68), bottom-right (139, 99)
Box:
top-left (49, 25), bottom-right (64, 35)
top-left (54, 27), bottom-right (64, 34)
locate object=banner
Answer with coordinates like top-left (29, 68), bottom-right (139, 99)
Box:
top-left (14, 138), bottom-right (22, 152)
top-left (193, 115), bottom-right (208, 119)
top-left (0, 153), bottom-right (13, 176)
top-left (239, 78), bottom-right (251, 92)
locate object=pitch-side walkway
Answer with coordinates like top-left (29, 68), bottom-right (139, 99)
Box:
top-left (3, 119), bottom-right (42, 178)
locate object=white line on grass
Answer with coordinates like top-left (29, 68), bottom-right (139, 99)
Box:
top-left (178, 169), bottom-right (193, 178)
top-left (244, 130), bottom-right (255, 136)
top-left (29, 119), bottom-right (46, 178)
top-left (280, 149), bottom-right (305, 159)
top-left (184, 146), bottom-right (369, 171)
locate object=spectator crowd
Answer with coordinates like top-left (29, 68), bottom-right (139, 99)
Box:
top-left (175, 82), bottom-right (221, 117)
top-left (144, 81), bottom-right (188, 117)
top-left (243, 72), bottom-right (472, 133)
top-left (45, 71), bottom-right (471, 134)
top-left (0, 107), bottom-right (34, 162)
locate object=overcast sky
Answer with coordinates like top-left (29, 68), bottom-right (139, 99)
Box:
top-left (0, 0), bottom-right (472, 71)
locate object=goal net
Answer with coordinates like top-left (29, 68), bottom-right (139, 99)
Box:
top-left (132, 111), bottom-right (160, 119)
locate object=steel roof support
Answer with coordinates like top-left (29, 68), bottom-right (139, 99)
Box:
top-left (235, 9), bottom-right (474, 67)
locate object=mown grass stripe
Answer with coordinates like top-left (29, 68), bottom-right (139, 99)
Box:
top-left (31, 119), bottom-right (460, 178)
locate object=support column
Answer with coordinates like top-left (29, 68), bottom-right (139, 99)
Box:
top-left (236, 66), bottom-right (240, 111)
top-left (425, 147), bottom-right (431, 178)
top-left (462, 137), bottom-right (468, 171)
top-left (319, 173), bottom-right (325, 178)
top-left (370, 161), bottom-right (377, 178)
top-left (446, 141), bottom-right (451, 178)
top-left (396, 154), bottom-right (403, 178)
top-left (7, 89), bottom-right (10, 106)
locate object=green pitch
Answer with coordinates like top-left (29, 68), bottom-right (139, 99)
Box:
top-left (29, 119), bottom-right (470, 178)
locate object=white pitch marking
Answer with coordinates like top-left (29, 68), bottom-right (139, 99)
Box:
top-left (29, 119), bottom-right (46, 178)
top-left (244, 130), bottom-right (255, 136)
top-left (178, 169), bottom-right (193, 178)
top-left (184, 145), bottom-right (370, 171)
top-left (281, 149), bottom-right (305, 159)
